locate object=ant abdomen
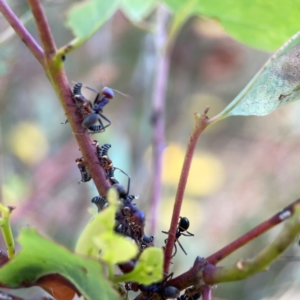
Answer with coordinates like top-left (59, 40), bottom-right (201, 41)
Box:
top-left (82, 113), bottom-right (99, 129)
top-left (91, 196), bottom-right (109, 211)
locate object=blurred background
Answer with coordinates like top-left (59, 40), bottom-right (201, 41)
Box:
top-left (1, 1), bottom-right (300, 299)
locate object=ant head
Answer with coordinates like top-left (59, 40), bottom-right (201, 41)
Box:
top-left (113, 183), bottom-right (128, 199)
top-left (102, 87), bottom-right (114, 99)
top-left (178, 217), bottom-right (190, 232)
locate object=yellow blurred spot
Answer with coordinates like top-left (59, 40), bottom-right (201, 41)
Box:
top-left (162, 143), bottom-right (224, 197)
top-left (9, 122), bottom-right (48, 165)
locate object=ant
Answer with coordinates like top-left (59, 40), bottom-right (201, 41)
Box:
top-left (75, 157), bottom-right (91, 182)
top-left (73, 82), bottom-right (115, 134)
top-left (139, 273), bottom-right (180, 299)
top-left (162, 217), bottom-right (194, 257)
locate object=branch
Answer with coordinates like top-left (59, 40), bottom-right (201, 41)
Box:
top-left (206, 198), bottom-right (300, 265)
top-left (149, 4), bottom-right (170, 235)
top-left (27, 0), bottom-right (56, 57)
top-left (0, 0), bottom-right (43, 65)
top-left (203, 203), bottom-right (300, 283)
top-left (164, 110), bottom-right (209, 275)
top-left (165, 198), bottom-right (300, 291)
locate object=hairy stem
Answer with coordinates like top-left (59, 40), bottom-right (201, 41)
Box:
top-left (0, 0), bottom-right (43, 65)
top-left (149, 4), bottom-right (170, 235)
top-left (164, 111), bottom-right (209, 275)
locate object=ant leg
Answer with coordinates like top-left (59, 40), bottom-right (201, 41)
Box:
top-left (114, 168), bottom-right (131, 196)
top-left (171, 243), bottom-right (178, 258)
top-left (181, 231), bottom-right (194, 237)
top-left (176, 239), bottom-right (187, 255)
top-left (99, 113), bottom-right (111, 129)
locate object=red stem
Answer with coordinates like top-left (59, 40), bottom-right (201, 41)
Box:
top-left (205, 198), bottom-right (300, 265)
top-left (201, 286), bottom-right (212, 300)
top-left (164, 112), bottom-right (209, 275)
top-left (150, 5), bottom-right (170, 235)
top-left (0, 0), bottom-right (44, 65)
top-left (27, 0), bottom-right (56, 56)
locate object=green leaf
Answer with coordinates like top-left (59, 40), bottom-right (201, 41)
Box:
top-left (167, 0), bottom-right (198, 49)
top-left (94, 232), bottom-right (138, 264)
top-left (76, 189), bottom-right (138, 264)
top-left (0, 228), bottom-right (118, 300)
top-left (66, 0), bottom-right (120, 39)
top-left (163, 0), bottom-right (186, 12)
top-left (114, 247), bottom-right (163, 285)
top-left (213, 35), bottom-right (300, 119)
top-left (194, 0), bottom-right (300, 51)
top-left (121, 0), bottom-right (157, 22)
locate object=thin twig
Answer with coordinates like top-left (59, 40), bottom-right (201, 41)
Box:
top-left (205, 198), bottom-right (300, 265)
top-left (149, 4), bottom-right (170, 235)
top-left (165, 198), bottom-right (300, 291)
top-left (27, 0), bottom-right (56, 57)
top-left (164, 111), bottom-right (209, 275)
top-left (201, 286), bottom-right (212, 300)
top-left (0, 0), bottom-right (44, 65)
top-left (203, 202), bottom-right (300, 284)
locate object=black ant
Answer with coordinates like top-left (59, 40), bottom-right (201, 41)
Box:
top-left (75, 157), bottom-right (91, 182)
top-left (73, 82), bottom-right (115, 134)
top-left (162, 217), bottom-right (194, 257)
top-left (139, 273), bottom-right (180, 299)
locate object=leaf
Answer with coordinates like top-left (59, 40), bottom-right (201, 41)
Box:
top-left (194, 0), bottom-right (300, 51)
top-left (167, 0), bottom-right (198, 49)
top-left (114, 247), bottom-right (163, 285)
top-left (214, 37), bottom-right (300, 118)
top-left (66, 0), bottom-right (120, 39)
top-left (121, 0), bottom-right (157, 22)
top-left (0, 228), bottom-right (118, 300)
top-left (94, 232), bottom-right (138, 264)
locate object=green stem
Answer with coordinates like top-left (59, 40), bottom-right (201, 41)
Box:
top-left (0, 204), bottom-right (15, 259)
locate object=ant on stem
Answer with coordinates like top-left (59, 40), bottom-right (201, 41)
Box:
top-left (162, 217), bottom-right (194, 257)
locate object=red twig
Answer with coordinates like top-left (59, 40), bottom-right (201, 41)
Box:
top-left (201, 285), bottom-right (212, 300)
top-left (205, 198), bottom-right (300, 265)
top-left (149, 5), bottom-right (170, 235)
top-left (0, 0), bottom-right (44, 65)
top-left (164, 111), bottom-right (209, 275)
top-left (27, 0), bottom-right (56, 56)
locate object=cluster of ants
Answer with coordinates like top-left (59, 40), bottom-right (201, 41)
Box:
top-left (71, 83), bottom-right (199, 300)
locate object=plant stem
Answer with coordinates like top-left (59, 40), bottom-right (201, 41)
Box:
top-left (0, 204), bottom-right (15, 258)
top-left (164, 111), bottom-right (209, 275)
top-left (24, 0), bottom-right (110, 197)
top-left (149, 4), bottom-right (170, 235)
top-left (165, 198), bottom-right (300, 291)
top-left (201, 286), bottom-right (212, 300)
top-left (0, 0), bottom-right (43, 65)
top-left (203, 202), bottom-right (300, 283)
top-left (27, 0), bottom-right (56, 56)
top-left (205, 198), bottom-right (300, 265)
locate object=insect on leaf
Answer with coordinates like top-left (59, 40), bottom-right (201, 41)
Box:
top-left (214, 32), bottom-right (300, 120)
